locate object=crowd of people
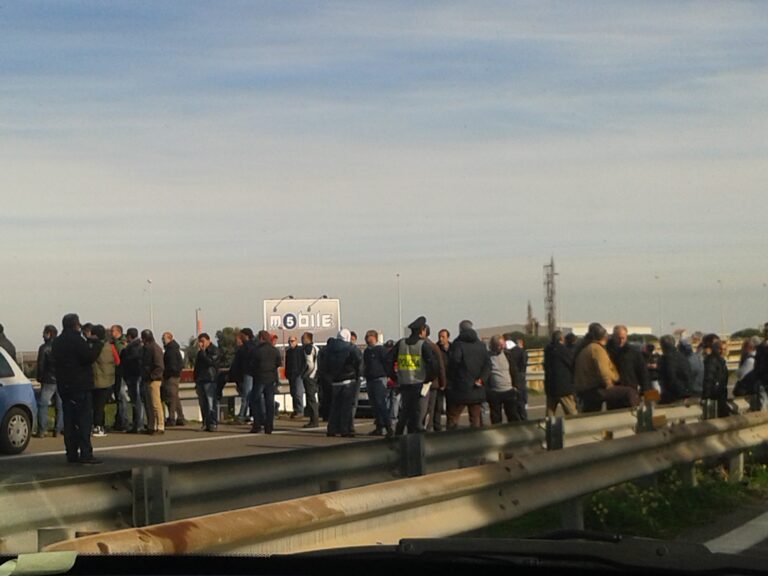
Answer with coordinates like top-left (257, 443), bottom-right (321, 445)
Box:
top-left (2, 316), bottom-right (767, 465)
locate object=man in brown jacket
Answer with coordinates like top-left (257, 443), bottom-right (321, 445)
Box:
top-left (574, 323), bottom-right (638, 412)
top-left (141, 330), bottom-right (165, 435)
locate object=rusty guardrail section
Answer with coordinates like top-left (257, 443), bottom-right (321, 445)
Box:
top-left (45, 410), bottom-right (768, 555)
top-left (0, 399), bottom-right (749, 553)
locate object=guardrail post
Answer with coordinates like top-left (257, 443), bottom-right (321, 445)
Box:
top-left (399, 433), bottom-right (426, 477)
top-left (132, 466), bottom-right (170, 527)
top-left (702, 399), bottom-right (718, 420)
top-left (728, 452), bottom-right (744, 484)
top-left (679, 463), bottom-right (697, 488)
top-left (545, 416), bottom-right (564, 451)
top-left (636, 401), bottom-right (654, 433)
top-left (560, 498), bottom-right (585, 531)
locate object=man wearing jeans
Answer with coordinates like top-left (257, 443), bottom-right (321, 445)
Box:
top-left (35, 324), bottom-right (63, 437)
top-left (363, 330), bottom-right (391, 437)
top-left (285, 335), bottom-right (306, 419)
top-left (249, 330), bottom-right (282, 434)
top-left (194, 333), bottom-right (221, 432)
top-left (230, 328), bottom-right (255, 423)
top-left (120, 328), bottom-right (145, 433)
top-left (110, 325), bottom-right (130, 431)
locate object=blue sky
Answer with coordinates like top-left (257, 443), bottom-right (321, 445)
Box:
top-left (2, 1), bottom-right (767, 349)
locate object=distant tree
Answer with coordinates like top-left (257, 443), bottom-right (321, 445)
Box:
top-left (732, 328), bottom-right (762, 339)
top-left (216, 327), bottom-right (240, 369)
top-left (184, 337), bottom-right (198, 369)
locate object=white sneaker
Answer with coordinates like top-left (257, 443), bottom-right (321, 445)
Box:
top-left (93, 427), bottom-right (107, 437)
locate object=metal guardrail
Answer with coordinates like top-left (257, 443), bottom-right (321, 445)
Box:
top-left (46, 409), bottom-right (768, 555)
top-left (0, 399), bottom-right (752, 552)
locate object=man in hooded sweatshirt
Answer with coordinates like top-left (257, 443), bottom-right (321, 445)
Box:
top-left (446, 320), bottom-right (491, 429)
top-left (387, 316), bottom-right (438, 435)
top-left (322, 329), bottom-right (362, 437)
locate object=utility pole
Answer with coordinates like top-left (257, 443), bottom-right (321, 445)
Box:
top-left (195, 308), bottom-right (202, 337)
top-left (717, 279), bottom-right (725, 335)
top-left (543, 256), bottom-right (558, 336)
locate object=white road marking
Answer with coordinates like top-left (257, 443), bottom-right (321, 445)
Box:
top-left (5, 430), bottom-right (292, 461)
top-left (706, 510), bottom-right (768, 554)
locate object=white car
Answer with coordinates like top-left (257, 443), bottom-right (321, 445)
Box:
top-left (0, 348), bottom-right (37, 454)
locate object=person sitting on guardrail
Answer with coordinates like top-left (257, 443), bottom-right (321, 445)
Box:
top-left (702, 333), bottom-right (730, 418)
top-left (574, 322), bottom-right (637, 412)
top-left (658, 335), bottom-right (692, 404)
top-left (543, 330), bottom-right (577, 417)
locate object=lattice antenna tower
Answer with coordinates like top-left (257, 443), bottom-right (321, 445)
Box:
top-left (544, 256), bottom-right (558, 336)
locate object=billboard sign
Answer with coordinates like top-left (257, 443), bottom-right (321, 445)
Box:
top-left (263, 298), bottom-right (342, 345)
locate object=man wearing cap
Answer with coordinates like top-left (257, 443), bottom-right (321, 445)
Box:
top-left (322, 329), bottom-right (362, 437)
top-left (388, 316), bottom-right (438, 435)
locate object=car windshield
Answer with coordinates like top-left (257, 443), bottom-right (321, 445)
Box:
top-left (2, 1), bottom-right (768, 572)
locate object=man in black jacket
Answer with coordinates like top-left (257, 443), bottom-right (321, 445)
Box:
top-left (162, 332), bottom-right (185, 427)
top-left (322, 328), bottom-right (362, 437)
top-left (248, 330), bottom-right (282, 434)
top-left (52, 313), bottom-right (104, 464)
top-left (120, 328), bottom-right (145, 433)
top-left (363, 329), bottom-right (391, 437)
top-left (543, 331), bottom-right (577, 416)
top-left (607, 325), bottom-right (650, 397)
top-left (658, 335), bottom-right (692, 404)
top-left (35, 324), bottom-right (63, 437)
top-left (285, 335), bottom-right (307, 419)
top-left (446, 322), bottom-right (491, 429)
top-left (141, 330), bottom-right (165, 435)
top-left (702, 334), bottom-right (730, 418)
top-left (230, 328), bottom-right (255, 424)
top-left (194, 333), bottom-right (221, 432)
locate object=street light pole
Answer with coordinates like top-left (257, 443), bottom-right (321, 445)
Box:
top-left (396, 273), bottom-right (402, 338)
top-left (147, 278), bottom-right (154, 334)
top-left (717, 279), bottom-right (725, 335)
top-left (654, 275), bottom-right (662, 338)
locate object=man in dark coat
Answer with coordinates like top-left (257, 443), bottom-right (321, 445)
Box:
top-left (120, 328), bottom-right (145, 433)
top-left (52, 313), bottom-right (103, 464)
top-left (322, 329), bottom-right (363, 437)
top-left (702, 334), bottom-right (730, 418)
top-left (446, 321), bottom-right (491, 429)
top-left (658, 335), bottom-right (692, 404)
top-left (248, 330), bottom-right (282, 434)
top-left (607, 325), bottom-right (651, 396)
top-left (543, 330), bottom-right (577, 416)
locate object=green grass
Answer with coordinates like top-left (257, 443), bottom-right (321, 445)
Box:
top-left (461, 454), bottom-right (768, 540)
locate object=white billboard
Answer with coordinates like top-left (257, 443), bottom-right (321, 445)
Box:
top-left (263, 298), bottom-right (342, 345)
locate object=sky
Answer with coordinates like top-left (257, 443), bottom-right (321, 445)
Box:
top-left (2, 1), bottom-right (767, 351)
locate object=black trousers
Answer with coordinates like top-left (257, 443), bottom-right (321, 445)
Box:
top-left (92, 387), bottom-right (111, 428)
top-left (395, 385), bottom-right (424, 435)
top-left (487, 389), bottom-right (525, 424)
top-left (303, 375), bottom-right (319, 426)
top-left (61, 389), bottom-right (94, 462)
